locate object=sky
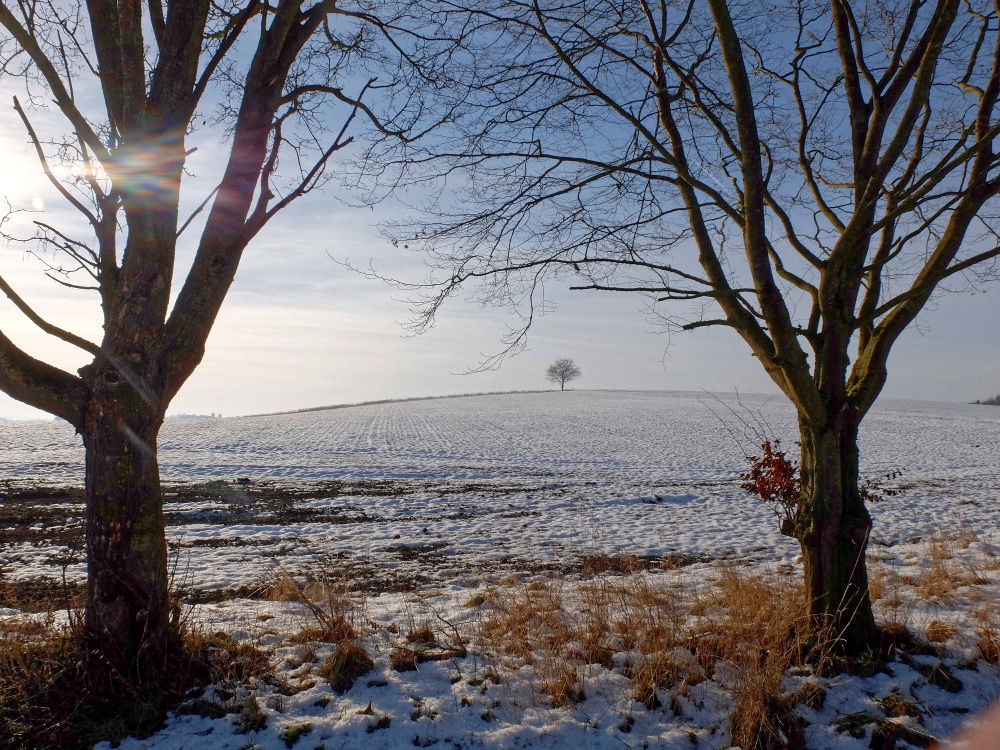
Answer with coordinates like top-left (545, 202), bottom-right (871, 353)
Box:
top-left (0, 80), bottom-right (999, 421)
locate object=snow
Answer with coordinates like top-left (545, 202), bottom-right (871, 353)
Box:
top-left (0, 390), bottom-right (998, 749)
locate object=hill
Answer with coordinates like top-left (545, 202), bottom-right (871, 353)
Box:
top-left (0, 391), bottom-right (997, 749)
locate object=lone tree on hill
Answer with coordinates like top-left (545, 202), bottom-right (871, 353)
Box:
top-left (0, 0), bottom-right (431, 696)
top-left (546, 358), bottom-right (581, 390)
top-left (376, 0), bottom-right (1000, 654)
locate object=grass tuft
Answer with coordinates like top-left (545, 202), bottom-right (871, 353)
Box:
top-left (279, 721), bottom-right (313, 747)
top-left (924, 619), bottom-right (957, 643)
top-left (317, 640), bottom-right (374, 694)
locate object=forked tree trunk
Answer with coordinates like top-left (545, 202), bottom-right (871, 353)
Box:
top-left (81, 386), bottom-right (173, 680)
top-left (796, 410), bottom-right (878, 655)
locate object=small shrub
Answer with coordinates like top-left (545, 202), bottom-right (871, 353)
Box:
top-left (858, 470), bottom-right (904, 504)
top-left (740, 440), bottom-right (799, 533)
top-left (740, 439), bottom-right (902, 536)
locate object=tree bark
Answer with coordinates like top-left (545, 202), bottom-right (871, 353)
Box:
top-left (81, 380), bottom-right (173, 680)
top-left (796, 409), bottom-right (877, 654)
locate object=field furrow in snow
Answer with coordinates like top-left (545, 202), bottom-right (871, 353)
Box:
top-left (1, 391), bottom-right (998, 598)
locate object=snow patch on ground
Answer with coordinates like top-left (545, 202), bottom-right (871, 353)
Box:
top-left (1, 390), bottom-right (998, 749)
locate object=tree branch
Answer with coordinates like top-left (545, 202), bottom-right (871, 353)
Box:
top-left (0, 330), bottom-right (86, 426)
top-left (0, 272), bottom-right (101, 357)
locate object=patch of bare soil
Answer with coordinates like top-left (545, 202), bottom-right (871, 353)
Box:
top-left (0, 479), bottom-right (716, 606)
top-left (161, 478), bottom-right (542, 526)
top-left (0, 482), bottom-right (85, 549)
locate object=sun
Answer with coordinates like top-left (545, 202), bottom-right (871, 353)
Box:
top-left (0, 129), bottom-right (49, 211)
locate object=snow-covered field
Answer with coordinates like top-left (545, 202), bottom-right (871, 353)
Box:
top-left (1, 390), bottom-right (998, 749)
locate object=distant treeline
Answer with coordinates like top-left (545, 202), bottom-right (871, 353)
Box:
top-left (973, 394), bottom-right (1000, 406)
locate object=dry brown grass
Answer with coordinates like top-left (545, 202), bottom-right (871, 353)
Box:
top-left (539, 664), bottom-right (585, 707)
top-left (869, 557), bottom-right (916, 637)
top-left (186, 629), bottom-right (274, 685)
top-left (906, 534), bottom-right (990, 602)
top-left (601, 577), bottom-right (692, 700)
top-left (405, 622), bottom-right (438, 647)
top-left (472, 581), bottom-right (584, 705)
top-left (317, 640), bottom-right (374, 693)
top-left (9, 541), bottom-right (982, 748)
top-left (0, 615), bottom-right (75, 748)
top-left (471, 566), bottom-right (815, 746)
top-left (924, 619), bottom-right (958, 644)
top-left (0, 607), bottom-right (225, 750)
top-left (690, 568), bottom-right (806, 750)
top-left (382, 605), bottom-right (467, 675)
top-left (270, 570), bottom-right (369, 648)
top-left (579, 553), bottom-right (648, 575)
top-left (473, 577), bottom-right (671, 707)
top-left (272, 569), bottom-right (377, 695)
top-left (974, 607), bottom-right (1000, 665)
top-left (867, 556), bottom-right (897, 602)
top-left (476, 582), bottom-right (575, 665)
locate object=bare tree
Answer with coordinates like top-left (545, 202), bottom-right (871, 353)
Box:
top-left (375, 0), bottom-right (1000, 653)
top-left (0, 0), bottom-right (431, 689)
top-left (546, 358), bottom-right (581, 390)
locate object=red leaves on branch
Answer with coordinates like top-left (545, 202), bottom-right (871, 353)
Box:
top-left (741, 440), bottom-right (902, 536)
top-left (740, 440), bottom-right (799, 526)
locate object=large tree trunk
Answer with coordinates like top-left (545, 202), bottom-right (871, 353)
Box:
top-left (81, 386), bottom-right (174, 682)
top-left (796, 409), bottom-right (878, 655)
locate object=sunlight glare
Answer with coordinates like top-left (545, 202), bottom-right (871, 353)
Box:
top-left (0, 143), bottom-right (47, 211)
